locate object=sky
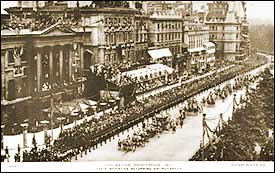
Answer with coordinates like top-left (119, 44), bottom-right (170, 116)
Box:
top-left (1, 1), bottom-right (274, 25)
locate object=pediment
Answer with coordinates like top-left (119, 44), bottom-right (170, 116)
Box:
top-left (40, 23), bottom-right (76, 36)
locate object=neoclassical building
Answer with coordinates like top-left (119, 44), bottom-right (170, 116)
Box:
top-left (1, 22), bottom-right (90, 125)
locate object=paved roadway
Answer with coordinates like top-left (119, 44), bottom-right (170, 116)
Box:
top-left (73, 65), bottom-right (267, 161)
top-left (1, 63), bottom-right (268, 162)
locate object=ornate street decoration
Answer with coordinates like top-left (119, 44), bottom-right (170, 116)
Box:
top-left (13, 47), bottom-right (23, 67)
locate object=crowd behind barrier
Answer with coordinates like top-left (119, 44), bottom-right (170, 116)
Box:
top-left (1, 54), bottom-right (268, 162)
top-left (91, 63), bottom-right (177, 93)
top-left (3, 78), bottom-right (88, 135)
top-left (11, 60), bottom-right (266, 162)
top-left (190, 67), bottom-right (274, 161)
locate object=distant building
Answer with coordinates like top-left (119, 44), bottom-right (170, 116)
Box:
top-left (206, 1), bottom-right (249, 62)
top-left (134, 13), bottom-right (150, 64)
top-left (148, 10), bottom-right (185, 70)
top-left (143, 1), bottom-right (190, 14)
top-left (79, 3), bottom-right (136, 67)
top-left (183, 15), bottom-right (215, 74)
top-left (17, 1), bottom-right (46, 9)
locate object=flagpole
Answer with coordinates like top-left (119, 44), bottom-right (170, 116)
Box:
top-left (50, 97), bottom-right (54, 142)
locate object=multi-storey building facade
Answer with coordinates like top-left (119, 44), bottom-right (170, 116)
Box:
top-left (183, 16), bottom-right (215, 74)
top-left (134, 13), bottom-right (150, 63)
top-left (1, 22), bottom-right (90, 125)
top-left (206, 1), bottom-right (249, 62)
top-left (79, 7), bottom-right (137, 67)
top-left (148, 10), bottom-right (184, 70)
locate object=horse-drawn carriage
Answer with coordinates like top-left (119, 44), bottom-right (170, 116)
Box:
top-left (155, 113), bottom-right (170, 130)
top-left (206, 92), bottom-right (216, 106)
top-left (183, 99), bottom-right (201, 116)
top-left (233, 78), bottom-right (243, 90)
top-left (118, 113), bottom-right (174, 152)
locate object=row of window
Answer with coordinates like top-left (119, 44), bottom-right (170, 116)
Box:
top-left (170, 46), bottom-right (181, 56)
top-left (189, 40), bottom-right (204, 49)
top-left (104, 50), bottom-right (134, 65)
top-left (157, 33), bottom-right (181, 42)
top-left (136, 33), bottom-right (148, 43)
top-left (210, 34), bottom-right (239, 39)
top-left (210, 25), bottom-right (239, 31)
top-left (157, 22), bottom-right (182, 31)
top-left (105, 32), bottom-right (134, 45)
top-left (188, 35), bottom-right (207, 49)
top-left (135, 21), bottom-right (148, 30)
top-left (104, 16), bottom-right (133, 26)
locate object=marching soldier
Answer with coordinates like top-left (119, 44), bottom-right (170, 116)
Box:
top-left (5, 146), bottom-right (10, 162)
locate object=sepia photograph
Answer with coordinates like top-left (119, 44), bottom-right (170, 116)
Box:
top-left (1, 1), bottom-right (274, 172)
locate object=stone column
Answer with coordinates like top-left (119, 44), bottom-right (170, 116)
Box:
top-left (43, 125), bottom-right (48, 144)
top-left (99, 48), bottom-right (105, 64)
top-left (49, 47), bottom-right (53, 82)
top-left (59, 46), bottom-right (63, 82)
top-left (80, 44), bottom-right (84, 75)
top-left (69, 45), bottom-right (73, 81)
top-left (37, 49), bottom-right (42, 92)
top-left (2, 51), bottom-right (8, 99)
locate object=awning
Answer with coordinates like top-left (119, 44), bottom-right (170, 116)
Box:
top-left (203, 42), bottom-right (215, 48)
top-left (79, 103), bottom-right (89, 110)
top-left (121, 63), bottom-right (174, 79)
top-left (188, 47), bottom-right (206, 53)
top-left (88, 100), bottom-right (97, 106)
top-left (85, 49), bottom-right (94, 55)
top-left (148, 48), bottom-right (172, 61)
top-left (206, 49), bottom-right (215, 54)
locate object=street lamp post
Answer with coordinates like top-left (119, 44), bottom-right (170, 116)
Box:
top-left (91, 105), bottom-right (97, 119)
top-left (57, 117), bottom-right (65, 134)
top-left (115, 97), bottom-right (121, 110)
top-left (100, 102), bottom-right (107, 116)
top-left (109, 99), bottom-right (116, 110)
top-left (82, 109), bottom-right (88, 121)
top-left (71, 111), bottom-right (78, 127)
top-left (50, 97), bottom-right (54, 142)
top-left (40, 120), bottom-right (49, 145)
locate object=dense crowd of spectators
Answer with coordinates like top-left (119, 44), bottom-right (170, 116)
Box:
top-left (91, 64), bottom-right (175, 93)
top-left (2, 12), bottom-right (79, 32)
top-left (136, 77), bottom-right (166, 93)
top-left (190, 67), bottom-right (274, 161)
top-left (92, 64), bottom-right (133, 87)
top-left (2, 55), bottom-right (267, 162)
top-left (18, 65), bottom-right (223, 161)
